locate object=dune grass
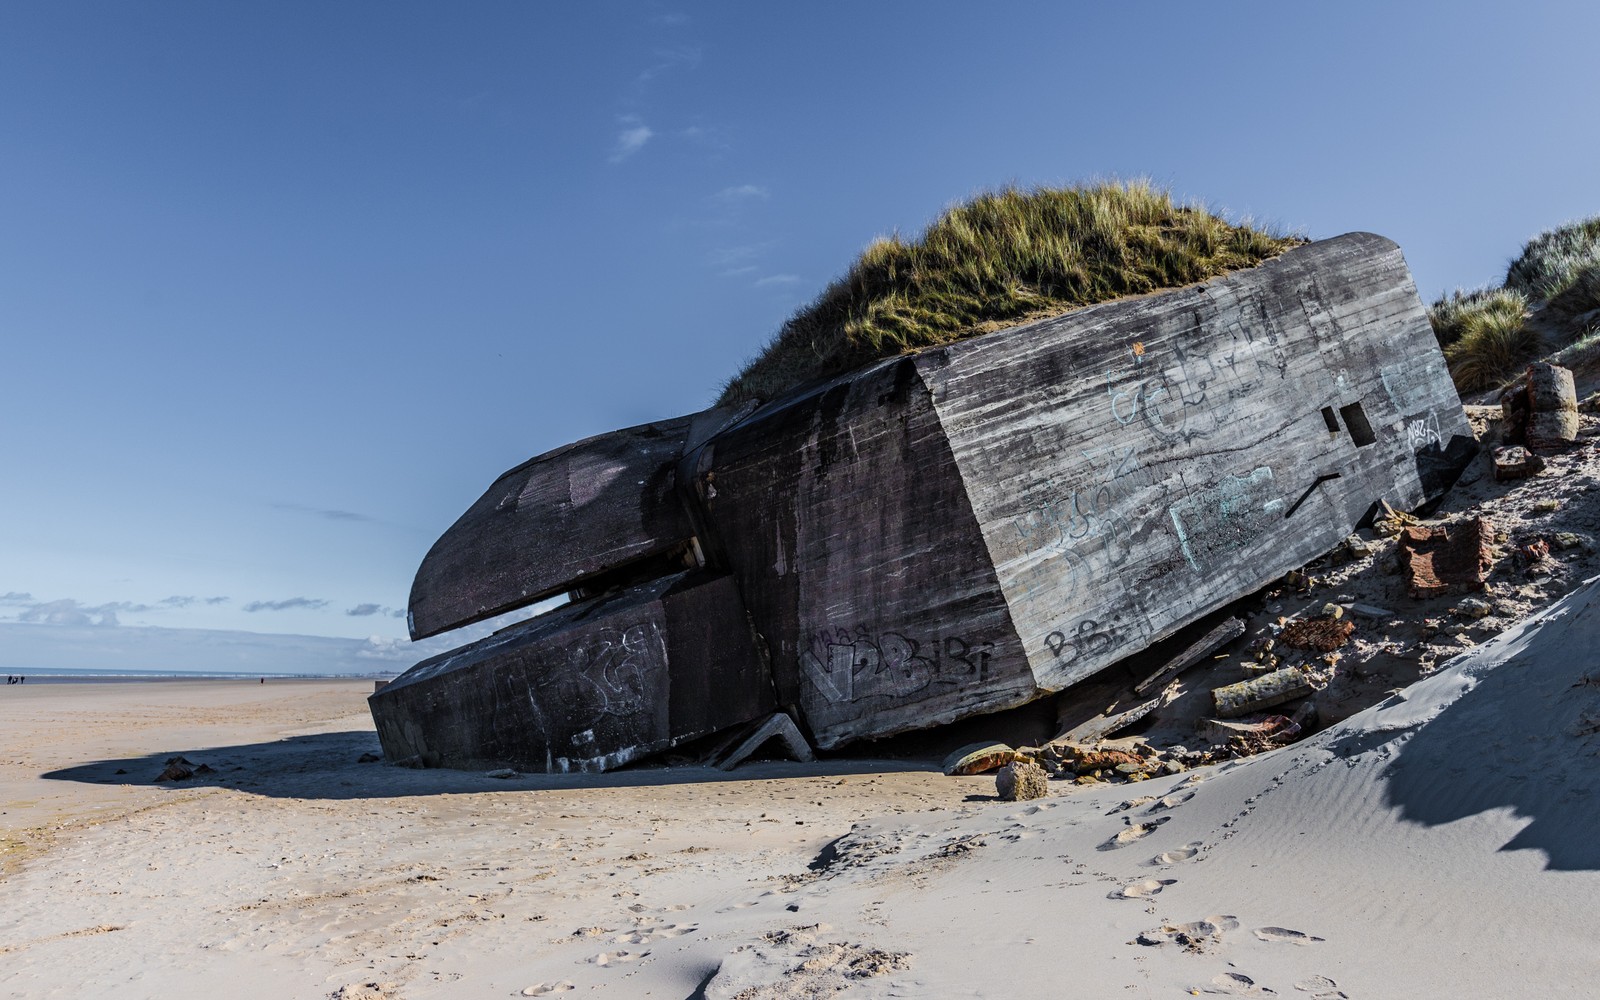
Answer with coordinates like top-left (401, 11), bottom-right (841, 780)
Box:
top-left (1429, 216), bottom-right (1600, 394)
top-left (1441, 298), bottom-right (1544, 392)
top-left (1428, 287), bottom-right (1530, 351)
top-left (717, 181), bottom-right (1303, 405)
top-left (1504, 217), bottom-right (1600, 302)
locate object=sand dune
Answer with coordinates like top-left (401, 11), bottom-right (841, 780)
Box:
top-left (5, 579), bottom-right (1600, 998)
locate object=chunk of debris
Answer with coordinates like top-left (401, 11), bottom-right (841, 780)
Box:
top-left (1278, 617), bottom-right (1355, 652)
top-left (1131, 617), bottom-right (1247, 696)
top-left (1196, 714), bottom-right (1298, 746)
top-left (942, 742), bottom-right (1023, 776)
top-left (485, 768), bottom-right (518, 779)
top-left (1493, 445), bottom-right (1546, 481)
top-left (708, 713), bottom-right (816, 771)
top-left (357, 752), bottom-right (382, 763)
top-left (1552, 532), bottom-right (1590, 551)
top-left (1373, 500), bottom-right (1421, 537)
top-left (1343, 602), bottom-right (1395, 619)
top-left (1525, 362), bottom-right (1579, 450)
top-left (1398, 517), bottom-right (1494, 599)
top-left (1520, 537), bottom-right (1551, 565)
top-left (1454, 597), bottom-right (1493, 619)
top-left (995, 760), bottom-right (1048, 801)
top-left (1060, 747), bottom-right (1145, 773)
top-left (154, 756), bottom-right (196, 782)
top-left (1212, 666), bottom-right (1328, 718)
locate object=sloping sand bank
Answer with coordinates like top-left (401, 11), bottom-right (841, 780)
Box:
top-left (6, 578), bottom-right (1600, 998)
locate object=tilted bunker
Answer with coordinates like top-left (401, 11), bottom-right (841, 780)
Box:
top-left (370, 232), bottom-right (1476, 771)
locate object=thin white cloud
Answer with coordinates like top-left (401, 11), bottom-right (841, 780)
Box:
top-left (651, 12), bottom-right (689, 27)
top-left (709, 242), bottom-right (776, 268)
top-left (636, 45), bottom-right (702, 86)
top-left (755, 274), bottom-right (803, 287)
top-left (273, 502), bottom-right (375, 523)
top-left (712, 184), bottom-right (770, 203)
top-left (12, 598), bottom-right (150, 627)
top-left (242, 597), bottom-right (330, 613)
top-left (610, 116), bottom-right (655, 163)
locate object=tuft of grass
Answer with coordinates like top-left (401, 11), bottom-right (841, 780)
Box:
top-left (1442, 296), bottom-right (1542, 392)
top-left (1504, 217), bottom-right (1600, 302)
top-left (1427, 286), bottom-right (1529, 351)
top-left (717, 181), bottom-right (1303, 405)
top-left (1542, 264), bottom-right (1600, 334)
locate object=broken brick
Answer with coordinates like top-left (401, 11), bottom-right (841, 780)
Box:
top-left (1278, 617), bottom-right (1355, 652)
top-left (1399, 517), bottom-right (1494, 599)
top-left (1492, 445), bottom-right (1545, 481)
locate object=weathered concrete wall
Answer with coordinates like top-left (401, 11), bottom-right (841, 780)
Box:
top-left (407, 407), bottom-right (747, 640)
top-left (374, 571), bottom-right (774, 772)
top-left (924, 231), bottom-right (1472, 696)
top-left (689, 357), bottom-right (1035, 749)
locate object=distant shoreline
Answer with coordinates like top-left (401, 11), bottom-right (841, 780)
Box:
top-left (2, 669), bottom-right (392, 685)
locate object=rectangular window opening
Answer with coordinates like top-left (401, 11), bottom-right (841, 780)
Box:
top-left (1339, 401), bottom-right (1377, 447)
top-left (1320, 406), bottom-right (1340, 433)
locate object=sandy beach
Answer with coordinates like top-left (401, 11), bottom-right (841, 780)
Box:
top-left (5, 578), bottom-right (1600, 1000)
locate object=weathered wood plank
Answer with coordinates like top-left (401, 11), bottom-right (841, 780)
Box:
top-left (372, 572), bottom-right (774, 772)
top-left (1132, 618), bottom-right (1247, 696)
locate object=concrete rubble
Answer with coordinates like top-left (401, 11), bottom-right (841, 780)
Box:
top-left (995, 760), bottom-right (1049, 801)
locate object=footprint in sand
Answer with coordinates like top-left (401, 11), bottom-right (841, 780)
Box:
top-left (1099, 816), bottom-right (1170, 850)
top-left (616, 923), bottom-right (699, 944)
top-left (1293, 975), bottom-right (1347, 998)
top-left (1148, 841), bottom-right (1204, 866)
top-left (1136, 914), bottom-right (1238, 949)
top-left (1254, 926), bottom-right (1324, 944)
top-left (1201, 971), bottom-right (1277, 996)
top-left (590, 950), bottom-right (648, 966)
top-left (1106, 795), bottom-right (1158, 815)
top-left (1150, 789), bottom-right (1196, 812)
top-left (521, 982), bottom-right (575, 996)
top-left (1107, 877), bottom-right (1176, 900)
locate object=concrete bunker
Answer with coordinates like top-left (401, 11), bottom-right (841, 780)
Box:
top-left (370, 232), bottom-right (1476, 772)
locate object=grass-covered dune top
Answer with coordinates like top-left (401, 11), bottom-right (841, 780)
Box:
top-left (1429, 215), bottom-right (1600, 393)
top-left (718, 181), bottom-right (1305, 405)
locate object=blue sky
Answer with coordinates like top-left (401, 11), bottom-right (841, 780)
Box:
top-left (3, 2), bottom-right (1598, 672)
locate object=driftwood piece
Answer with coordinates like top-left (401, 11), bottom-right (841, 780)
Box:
top-left (1212, 667), bottom-right (1321, 718)
top-left (1058, 684), bottom-right (1176, 744)
top-left (1132, 618), bottom-right (1247, 696)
